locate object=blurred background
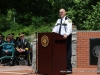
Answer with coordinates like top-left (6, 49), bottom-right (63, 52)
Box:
top-left (0, 0), bottom-right (100, 38)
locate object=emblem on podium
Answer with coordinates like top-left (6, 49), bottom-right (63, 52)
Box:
top-left (41, 35), bottom-right (49, 47)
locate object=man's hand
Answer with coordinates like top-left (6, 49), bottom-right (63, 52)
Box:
top-left (17, 49), bottom-right (20, 52)
top-left (20, 48), bottom-right (25, 52)
top-left (63, 34), bottom-right (68, 39)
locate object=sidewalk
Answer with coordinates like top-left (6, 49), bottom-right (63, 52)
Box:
top-left (71, 68), bottom-right (99, 75)
top-left (0, 66), bottom-right (33, 75)
top-left (0, 66), bottom-right (99, 75)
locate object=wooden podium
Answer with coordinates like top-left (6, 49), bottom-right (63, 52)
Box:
top-left (37, 33), bottom-right (67, 75)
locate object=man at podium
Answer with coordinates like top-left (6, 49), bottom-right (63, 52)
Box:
top-left (52, 8), bottom-right (72, 74)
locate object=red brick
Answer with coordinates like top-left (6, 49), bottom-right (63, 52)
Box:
top-left (77, 32), bottom-right (100, 68)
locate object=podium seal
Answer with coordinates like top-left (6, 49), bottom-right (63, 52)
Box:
top-left (41, 35), bottom-right (49, 47)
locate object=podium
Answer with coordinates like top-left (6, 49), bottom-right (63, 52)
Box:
top-left (37, 33), bottom-right (67, 75)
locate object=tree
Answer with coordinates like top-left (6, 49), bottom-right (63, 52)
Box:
top-left (67, 0), bottom-right (100, 30)
top-left (0, 0), bottom-right (100, 32)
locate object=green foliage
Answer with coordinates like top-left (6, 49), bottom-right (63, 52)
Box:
top-left (0, 15), bottom-right (6, 31)
top-left (2, 23), bottom-right (53, 38)
top-left (82, 2), bottom-right (100, 30)
top-left (31, 16), bottom-right (45, 28)
top-left (0, 9), bottom-right (14, 31)
top-left (66, 0), bottom-right (100, 30)
top-left (0, 0), bottom-right (100, 37)
top-left (37, 23), bottom-right (54, 33)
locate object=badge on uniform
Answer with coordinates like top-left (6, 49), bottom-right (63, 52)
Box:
top-left (68, 19), bottom-right (72, 23)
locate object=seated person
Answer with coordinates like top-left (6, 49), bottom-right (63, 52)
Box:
top-left (15, 37), bottom-right (20, 44)
top-left (15, 33), bottom-right (30, 66)
top-left (1, 36), bottom-right (14, 66)
top-left (8, 33), bottom-right (16, 43)
top-left (0, 33), bottom-right (4, 57)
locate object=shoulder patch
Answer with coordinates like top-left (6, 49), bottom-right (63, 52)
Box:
top-left (68, 19), bottom-right (72, 23)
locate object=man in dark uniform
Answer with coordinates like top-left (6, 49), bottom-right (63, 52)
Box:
top-left (52, 8), bottom-right (72, 74)
top-left (0, 33), bottom-right (4, 57)
top-left (15, 33), bottom-right (30, 66)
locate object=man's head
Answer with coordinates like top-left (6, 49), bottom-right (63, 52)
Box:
top-left (0, 33), bottom-right (2, 39)
top-left (59, 8), bottom-right (66, 18)
top-left (19, 33), bottom-right (24, 40)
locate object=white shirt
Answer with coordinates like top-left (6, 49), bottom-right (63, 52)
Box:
top-left (52, 16), bottom-right (72, 36)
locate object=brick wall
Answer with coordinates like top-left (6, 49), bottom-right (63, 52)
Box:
top-left (77, 31), bottom-right (100, 68)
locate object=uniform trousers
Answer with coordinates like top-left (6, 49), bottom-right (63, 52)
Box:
top-left (66, 34), bottom-right (72, 71)
top-left (15, 50), bottom-right (30, 61)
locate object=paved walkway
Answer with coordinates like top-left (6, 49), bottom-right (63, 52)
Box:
top-left (0, 66), bottom-right (33, 75)
top-left (71, 68), bottom-right (99, 75)
top-left (0, 66), bottom-right (99, 75)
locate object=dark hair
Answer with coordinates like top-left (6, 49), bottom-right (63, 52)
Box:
top-left (6, 36), bottom-right (11, 40)
top-left (16, 37), bottom-right (20, 41)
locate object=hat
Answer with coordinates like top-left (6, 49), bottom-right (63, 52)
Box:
top-left (8, 34), bottom-right (11, 36)
top-left (19, 32), bottom-right (24, 36)
top-left (8, 33), bottom-right (14, 36)
top-left (11, 33), bottom-right (14, 36)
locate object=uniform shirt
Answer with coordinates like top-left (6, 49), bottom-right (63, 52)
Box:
top-left (16, 39), bottom-right (30, 50)
top-left (52, 16), bottom-right (72, 36)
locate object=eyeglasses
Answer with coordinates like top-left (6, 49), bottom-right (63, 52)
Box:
top-left (59, 12), bottom-right (63, 13)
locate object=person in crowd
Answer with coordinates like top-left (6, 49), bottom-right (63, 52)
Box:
top-left (52, 8), bottom-right (72, 74)
top-left (8, 33), bottom-right (16, 43)
top-left (1, 36), bottom-right (14, 66)
top-left (15, 33), bottom-right (31, 66)
top-left (1, 35), bottom-right (5, 41)
top-left (15, 37), bottom-right (20, 43)
top-left (0, 33), bottom-right (5, 57)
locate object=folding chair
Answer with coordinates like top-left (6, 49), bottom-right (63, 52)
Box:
top-left (0, 43), bottom-right (15, 64)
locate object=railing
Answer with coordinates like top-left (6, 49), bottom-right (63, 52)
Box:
top-left (0, 43), bottom-right (14, 60)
